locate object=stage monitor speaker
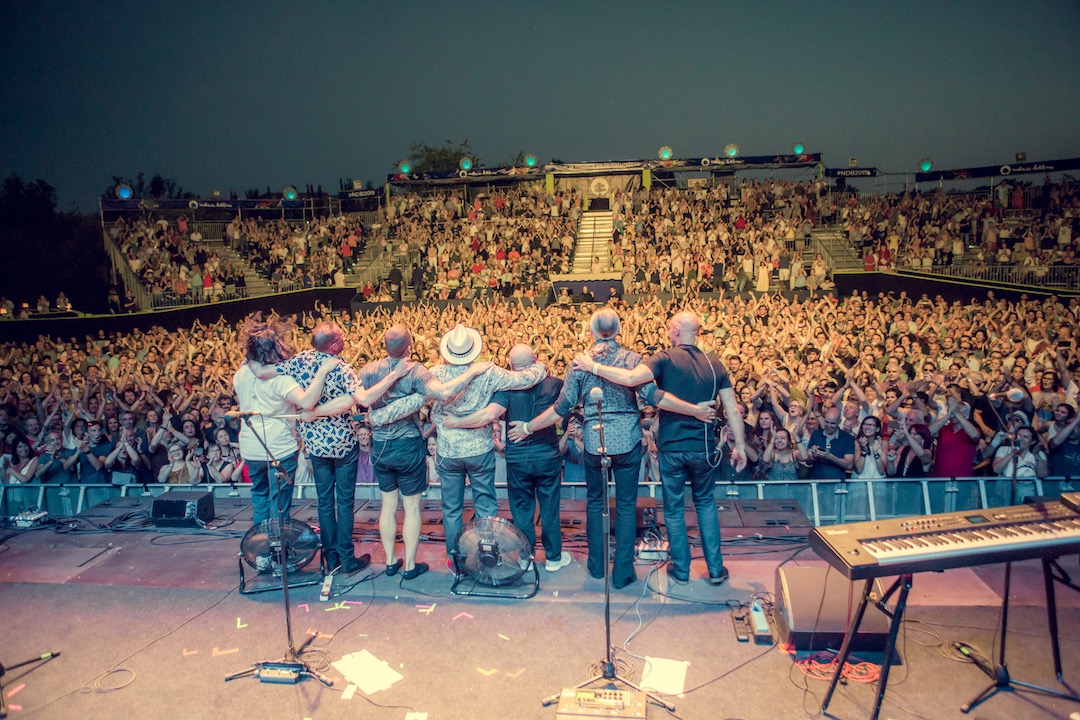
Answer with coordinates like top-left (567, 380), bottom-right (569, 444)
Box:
top-left (609, 496), bottom-right (657, 537)
top-left (736, 498), bottom-right (811, 530)
top-left (773, 566), bottom-right (891, 654)
top-left (151, 490), bottom-right (215, 528)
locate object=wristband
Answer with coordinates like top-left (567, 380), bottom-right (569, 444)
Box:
top-left (592, 362), bottom-right (600, 376)
top-left (522, 422), bottom-right (532, 436)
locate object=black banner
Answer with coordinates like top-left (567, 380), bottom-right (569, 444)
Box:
top-left (100, 198), bottom-right (307, 211)
top-left (916, 157), bottom-right (1080, 183)
top-left (386, 153), bottom-right (822, 186)
top-left (825, 167), bottom-right (878, 178)
top-left (337, 188), bottom-right (379, 199)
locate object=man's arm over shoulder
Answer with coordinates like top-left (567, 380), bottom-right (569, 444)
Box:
top-left (489, 362), bottom-right (546, 393)
top-left (368, 392), bottom-right (428, 426)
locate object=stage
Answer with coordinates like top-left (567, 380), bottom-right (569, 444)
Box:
top-left (1, 495), bottom-right (1079, 720)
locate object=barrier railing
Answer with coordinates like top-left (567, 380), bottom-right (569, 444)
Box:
top-left (4, 476), bottom-right (1075, 527)
top-left (918, 264), bottom-right (1080, 290)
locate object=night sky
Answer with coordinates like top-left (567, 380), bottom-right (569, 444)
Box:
top-left (3, 1), bottom-right (1079, 213)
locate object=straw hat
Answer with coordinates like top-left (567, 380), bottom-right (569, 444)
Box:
top-left (439, 324), bottom-right (483, 365)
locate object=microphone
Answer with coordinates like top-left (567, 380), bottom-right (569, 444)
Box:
top-left (224, 410), bottom-right (261, 419)
top-left (988, 388), bottom-right (1026, 403)
top-left (589, 386), bottom-right (604, 406)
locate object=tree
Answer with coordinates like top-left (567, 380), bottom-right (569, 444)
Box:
top-left (104, 172), bottom-right (192, 200)
top-left (1, 174), bottom-right (109, 311)
top-left (405, 139), bottom-right (480, 173)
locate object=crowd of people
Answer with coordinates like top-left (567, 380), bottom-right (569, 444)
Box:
top-left (18, 176), bottom-right (1062, 316)
top-left (844, 179), bottom-right (1080, 274)
top-left (607, 180), bottom-right (829, 294)
top-left (226, 214), bottom-right (367, 291)
top-left (1, 289), bottom-right (1077, 494)
top-left (108, 216), bottom-right (249, 303)
top-left (377, 186), bottom-right (580, 300)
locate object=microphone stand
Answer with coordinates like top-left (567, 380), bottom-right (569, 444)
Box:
top-left (961, 397), bottom-right (1079, 713)
top-left (542, 391), bottom-right (674, 713)
top-left (226, 416), bottom-right (331, 687)
top-left (1, 652), bottom-right (60, 719)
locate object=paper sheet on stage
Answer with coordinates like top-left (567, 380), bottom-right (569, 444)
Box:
top-left (639, 656), bottom-right (690, 695)
top-left (332, 649), bottom-right (404, 694)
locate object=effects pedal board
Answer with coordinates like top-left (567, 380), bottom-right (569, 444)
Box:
top-left (636, 539), bottom-right (669, 561)
top-left (14, 510), bottom-right (48, 528)
top-left (555, 688), bottom-right (647, 719)
top-left (257, 662), bottom-right (303, 684)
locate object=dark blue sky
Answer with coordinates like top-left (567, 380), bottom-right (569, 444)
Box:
top-left (3, 1), bottom-right (1079, 213)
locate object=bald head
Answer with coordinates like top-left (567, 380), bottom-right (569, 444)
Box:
top-left (508, 344), bottom-right (535, 370)
top-left (669, 311), bottom-right (701, 345)
top-left (384, 324), bottom-right (413, 359)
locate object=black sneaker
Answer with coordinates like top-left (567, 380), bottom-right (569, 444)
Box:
top-left (340, 553), bottom-right (371, 575)
top-left (707, 567), bottom-right (730, 586)
top-left (323, 552), bottom-right (340, 574)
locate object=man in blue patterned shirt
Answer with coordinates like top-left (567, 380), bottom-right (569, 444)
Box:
top-left (369, 324), bottom-right (545, 569)
top-left (280, 321), bottom-right (407, 575)
top-left (507, 308), bottom-right (702, 589)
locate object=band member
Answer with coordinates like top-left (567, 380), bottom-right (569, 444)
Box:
top-left (233, 314), bottom-right (335, 531)
top-left (443, 344), bottom-right (571, 572)
top-left (510, 308), bottom-right (708, 589)
top-left (572, 310), bottom-right (742, 586)
top-left (282, 321), bottom-right (406, 575)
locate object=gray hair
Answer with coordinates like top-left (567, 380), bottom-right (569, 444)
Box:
top-left (590, 308), bottom-right (621, 340)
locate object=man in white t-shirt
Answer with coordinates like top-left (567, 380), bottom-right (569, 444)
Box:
top-left (233, 314), bottom-right (336, 528)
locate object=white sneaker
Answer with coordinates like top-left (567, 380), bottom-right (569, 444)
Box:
top-left (545, 553), bottom-right (573, 572)
top-left (518, 556), bottom-right (534, 571)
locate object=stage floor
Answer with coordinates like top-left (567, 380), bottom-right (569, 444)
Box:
top-left (1, 496), bottom-right (1079, 720)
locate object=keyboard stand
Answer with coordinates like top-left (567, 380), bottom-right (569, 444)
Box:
top-left (1043, 556), bottom-right (1080, 684)
top-left (821, 573), bottom-right (912, 720)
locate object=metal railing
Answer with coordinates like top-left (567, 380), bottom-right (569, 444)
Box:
top-left (916, 263), bottom-right (1080, 289)
top-left (4, 476), bottom-right (1074, 528)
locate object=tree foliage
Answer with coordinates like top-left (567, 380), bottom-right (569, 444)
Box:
top-left (404, 139), bottom-right (480, 174)
top-left (104, 172), bottom-right (194, 200)
top-left (1, 174), bottom-right (109, 311)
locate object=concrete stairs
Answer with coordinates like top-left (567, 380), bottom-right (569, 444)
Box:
top-left (572, 210), bottom-right (614, 273)
top-left (810, 227), bottom-right (863, 272)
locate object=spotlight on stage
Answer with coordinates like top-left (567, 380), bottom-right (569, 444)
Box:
top-left (398, 160), bottom-right (412, 174)
top-left (658, 146), bottom-right (673, 161)
top-left (792, 142), bottom-right (805, 155)
top-left (282, 186), bottom-right (299, 201)
top-left (724, 144), bottom-right (739, 158)
top-left (918, 158), bottom-right (933, 173)
top-left (458, 157), bottom-right (474, 171)
top-left (524, 153), bottom-right (538, 168)
top-left (115, 184), bottom-right (134, 200)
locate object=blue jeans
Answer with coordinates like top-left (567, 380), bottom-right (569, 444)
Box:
top-left (437, 451), bottom-right (497, 556)
top-left (659, 450), bottom-right (724, 579)
top-left (247, 452), bottom-right (298, 526)
top-left (312, 446), bottom-right (359, 560)
top-left (584, 444), bottom-right (642, 587)
top-left (506, 447), bottom-right (563, 559)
